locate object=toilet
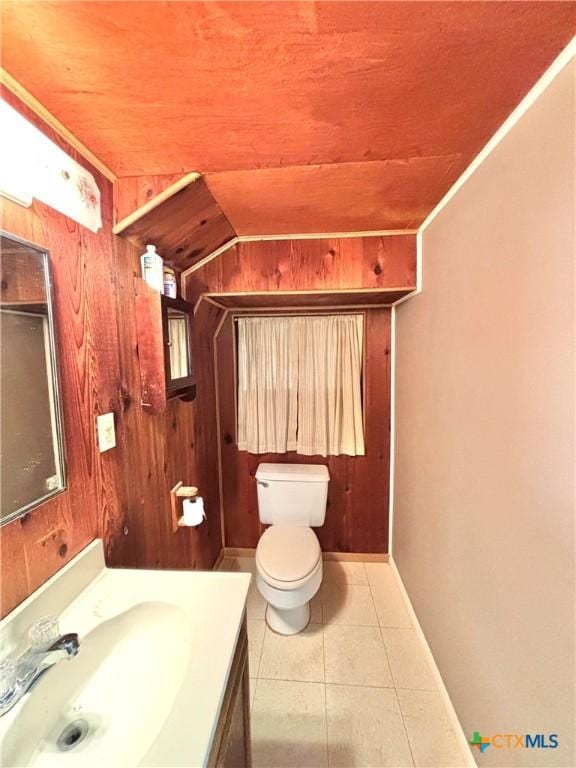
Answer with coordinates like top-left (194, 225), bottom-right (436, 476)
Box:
top-left (255, 463), bottom-right (330, 635)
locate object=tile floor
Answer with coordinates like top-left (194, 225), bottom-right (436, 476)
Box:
top-left (220, 556), bottom-right (471, 768)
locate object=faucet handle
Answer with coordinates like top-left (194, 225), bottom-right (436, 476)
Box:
top-left (0, 659), bottom-right (16, 707)
top-left (28, 616), bottom-right (60, 649)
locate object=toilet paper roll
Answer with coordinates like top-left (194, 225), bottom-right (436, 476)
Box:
top-left (182, 497), bottom-right (206, 527)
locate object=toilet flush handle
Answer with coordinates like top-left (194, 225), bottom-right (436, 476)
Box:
top-left (257, 480), bottom-right (269, 488)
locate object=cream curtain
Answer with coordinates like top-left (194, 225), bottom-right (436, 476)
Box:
top-left (168, 315), bottom-right (189, 379)
top-left (237, 314), bottom-right (365, 456)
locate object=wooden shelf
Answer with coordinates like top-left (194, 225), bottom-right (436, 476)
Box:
top-left (203, 287), bottom-right (416, 310)
top-left (113, 175), bottom-right (235, 272)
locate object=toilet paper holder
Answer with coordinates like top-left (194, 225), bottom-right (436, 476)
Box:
top-left (170, 481), bottom-right (199, 532)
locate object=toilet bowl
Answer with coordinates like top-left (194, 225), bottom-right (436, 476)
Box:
top-left (254, 462), bottom-right (330, 635)
top-left (255, 525), bottom-right (322, 635)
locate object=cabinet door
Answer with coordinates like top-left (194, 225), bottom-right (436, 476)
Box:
top-left (134, 278), bottom-right (196, 413)
top-left (209, 620), bottom-right (252, 768)
top-left (218, 665), bottom-right (251, 768)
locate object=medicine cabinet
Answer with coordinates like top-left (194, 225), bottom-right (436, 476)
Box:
top-left (134, 278), bottom-right (196, 413)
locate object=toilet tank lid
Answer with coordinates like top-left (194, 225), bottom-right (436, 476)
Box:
top-left (256, 463), bottom-right (330, 483)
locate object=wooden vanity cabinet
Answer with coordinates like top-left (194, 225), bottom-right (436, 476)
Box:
top-left (208, 617), bottom-right (252, 768)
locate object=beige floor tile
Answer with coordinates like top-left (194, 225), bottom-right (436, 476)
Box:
top-left (323, 561), bottom-right (368, 585)
top-left (397, 689), bottom-right (469, 767)
top-left (249, 676), bottom-right (257, 711)
top-left (323, 624), bottom-right (393, 687)
top-left (322, 583), bottom-right (378, 626)
top-left (235, 556), bottom-right (256, 573)
top-left (381, 628), bottom-right (437, 691)
top-left (259, 623), bottom-right (324, 682)
top-left (247, 619), bottom-right (266, 677)
top-left (364, 561), bottom-right (392, 586)
top-left (366, 564), bottom-right (412, 628)
top-left (251, 679), bottom-right (328, 768)
top-left (310, 589), bottom-right (323, 623)
top-left (326, 684), bottom-right (414, 767)
top-left (218, 557), bottom-right (238, 572)
top-left (247, 580), bottom-right (267, 620)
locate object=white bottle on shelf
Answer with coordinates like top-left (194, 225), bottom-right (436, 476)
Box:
top-left (140, 244), bottom-right (164, 292)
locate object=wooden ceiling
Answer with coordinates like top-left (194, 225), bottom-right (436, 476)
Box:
top-left (1, 2), bottom-right (574, 235)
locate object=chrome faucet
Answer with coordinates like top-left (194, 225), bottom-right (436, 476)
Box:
top-left (0, 618), bottom-right (80, 717)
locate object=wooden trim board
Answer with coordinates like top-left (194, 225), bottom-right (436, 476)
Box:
top-left (229, 303), bottom-right (398, 312)
top-left (202, 295), bottom-right (228, 311)
top-left (182, 237), bottom-right (240, 278)
top-left (112, 171), bottom-right (202, 234)
top-left (204, 287), bottom-right (415, 310)
top-left (213, 307), bottom-right (230, 551)
top-left (1, 68), bottom-right (117, 182)
top-left (323, 552), bottom-right (389, 563)
top-left (239, 229), bottom-right (418, 242)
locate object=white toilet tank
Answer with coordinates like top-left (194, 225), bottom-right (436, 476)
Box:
top-left (256, 463), bottom-right (330, 526)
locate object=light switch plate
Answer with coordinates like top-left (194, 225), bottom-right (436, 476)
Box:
top-left (96, 412), bottom-right (116, 452)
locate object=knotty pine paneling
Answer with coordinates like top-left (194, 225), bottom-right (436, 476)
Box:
top-left (186, 236), bottom-right (412, 555)
top-left (0, 91), bottom-right (222, 617)
top-left (215, 309), bottom-right (391, 553)
top-left (185, 236), bottom-right (416, 306)
top-left (103, 252), bottom-right (224, 573)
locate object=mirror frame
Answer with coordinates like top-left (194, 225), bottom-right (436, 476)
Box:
top-left (0, 230), bottom-right (67, 526)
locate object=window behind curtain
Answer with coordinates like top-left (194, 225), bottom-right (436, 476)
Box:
top-left (237, 314), bottom-right (365, 457)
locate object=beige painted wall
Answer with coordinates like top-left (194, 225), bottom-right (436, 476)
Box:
top-left (393, 59), bottom-right (575, 767)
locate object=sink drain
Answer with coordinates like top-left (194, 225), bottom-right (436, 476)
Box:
top-left (57, 719), bottom-right (90, 752)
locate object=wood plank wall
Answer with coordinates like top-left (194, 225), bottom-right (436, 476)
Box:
top-left (113, 173), bottom-right (188, 225)
top-left (187, 235), bottom-right (416, 554)
top-left (215, 308), bottom-right (392, 553)
top-left (0, 90), bottom-right (222, 617)
top-left (185, 236), bottom-right (416, 306)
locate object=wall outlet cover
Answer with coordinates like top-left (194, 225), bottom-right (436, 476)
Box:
top-left (96, 412), bottom-right (116, 452)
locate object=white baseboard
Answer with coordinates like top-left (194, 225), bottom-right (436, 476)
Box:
top-left (389, 556), bottom-right (477, 767)
top-left (323, 552), bottom-right (388, 562)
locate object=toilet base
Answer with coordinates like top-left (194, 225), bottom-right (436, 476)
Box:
top-left (266, 601), bottom-right (310, 635)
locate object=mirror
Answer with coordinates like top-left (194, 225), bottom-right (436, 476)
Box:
top-left (0, 232), bottom-right (66, 525)
top-left (167, 307), bottom-right (191, 381)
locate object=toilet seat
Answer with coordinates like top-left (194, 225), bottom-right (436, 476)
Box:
top-left (256, 525), bottom-right (321, 587)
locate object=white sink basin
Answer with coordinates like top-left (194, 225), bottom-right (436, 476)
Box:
top-left (3, 602), bottom-right (191, 767)
top-left (0, 541), bottom-right (251, 767)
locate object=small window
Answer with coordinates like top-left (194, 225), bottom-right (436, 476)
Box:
top-left (236, 314), bottom-right (365, 457)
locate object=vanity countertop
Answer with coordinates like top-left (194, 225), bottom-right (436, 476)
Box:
top-left (0, 541), bottom-right (251, 768)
